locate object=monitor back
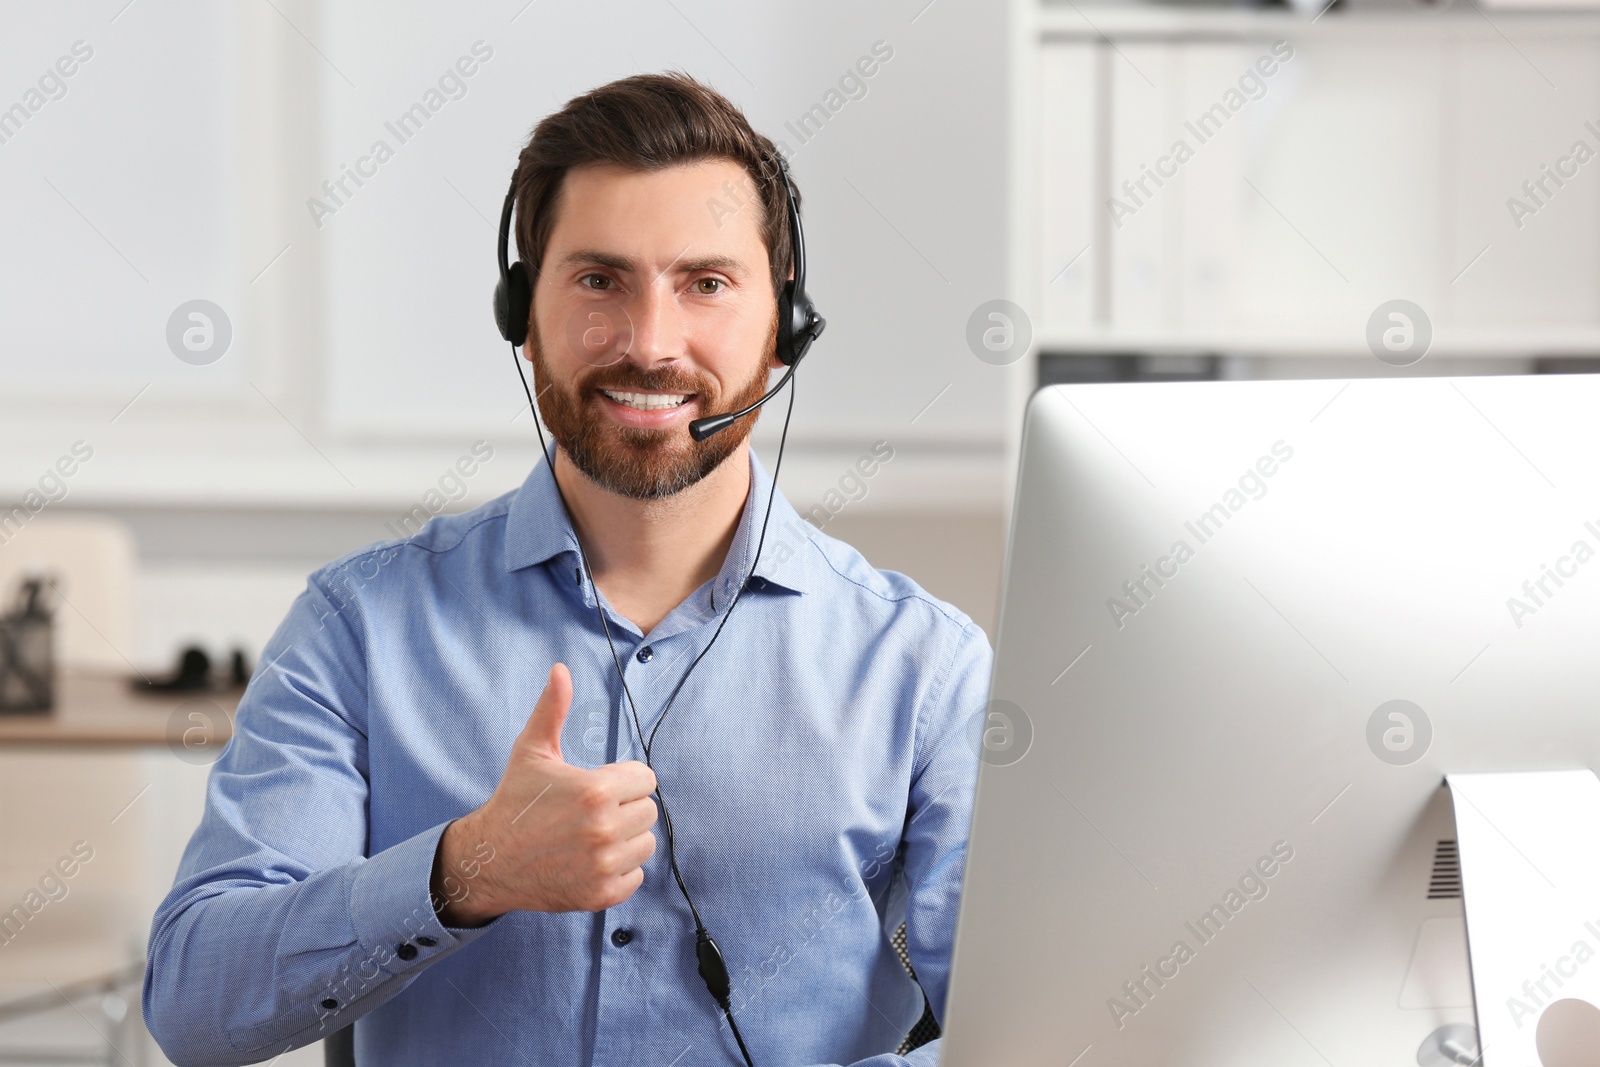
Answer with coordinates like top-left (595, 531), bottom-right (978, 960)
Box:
top-left (941, 375), bottom-right (1600, 1067)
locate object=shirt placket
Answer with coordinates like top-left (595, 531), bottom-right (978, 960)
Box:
top-left (578, 561), bottom-right (750, 1062)
top-left (591, 624), bottom-right (685, 1063)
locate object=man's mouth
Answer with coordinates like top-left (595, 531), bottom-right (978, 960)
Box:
top-left (598, 388), bottom-right (693, 412)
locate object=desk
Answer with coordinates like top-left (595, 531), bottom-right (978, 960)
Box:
top-left (0, 671), bottom-right (239, 748)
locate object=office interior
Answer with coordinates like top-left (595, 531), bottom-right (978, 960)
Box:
top-left (1, 0), bottom-right (1596, 1063)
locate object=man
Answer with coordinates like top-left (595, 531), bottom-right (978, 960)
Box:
top-left (144, 72), bottom-right (992, 1066)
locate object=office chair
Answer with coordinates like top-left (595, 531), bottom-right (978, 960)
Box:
top-left (0, 750), bottom-right (153, 1065)
top-left (892, 920), bottom-right (940, 1055)
top-left (324, 1022), bottom-right (354, 1067)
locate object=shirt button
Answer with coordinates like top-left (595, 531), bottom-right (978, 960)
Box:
top-left (416, 936), bottom-right (438, 947)
top-left (611, 928), bottom-right (633, 947)
top-left (635, 646), bottom-right (653, 663)
top-left (396, 942), bottom-right (418, 961)
top-left (321, 998), bottom-right (339, 1010)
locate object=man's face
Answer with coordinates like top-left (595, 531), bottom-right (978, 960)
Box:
top-left (526, 159), bottom-right (780, 500)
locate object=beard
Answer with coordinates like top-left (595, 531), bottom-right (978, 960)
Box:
top-left (526, 313), bottom-right (776, 500)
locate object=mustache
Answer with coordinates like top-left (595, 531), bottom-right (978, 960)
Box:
top-left (579, 364), bottom-right (708, 394)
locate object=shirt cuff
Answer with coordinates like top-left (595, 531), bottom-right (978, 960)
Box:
top-left (348, 818), bottom-right (503, 978)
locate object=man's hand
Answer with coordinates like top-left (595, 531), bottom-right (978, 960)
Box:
top-left (430, 662), bottom-right (658, 927)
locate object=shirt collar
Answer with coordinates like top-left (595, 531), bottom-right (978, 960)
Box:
top-left (503, 447), bottom-right (817, 596)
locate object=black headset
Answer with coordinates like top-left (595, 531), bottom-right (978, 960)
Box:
top-left (493, 149), bottom-right (824, 440)
top-left (492, 147), bottom-right (823, 1066)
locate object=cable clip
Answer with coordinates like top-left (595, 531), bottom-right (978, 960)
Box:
top-left (695, 928), bottom-right (732, 1009)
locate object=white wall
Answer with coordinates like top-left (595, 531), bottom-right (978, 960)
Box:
top-left (0, 0), bottom-right (1013, 512)
top-left (0, 0), bottom-right (1015, 671)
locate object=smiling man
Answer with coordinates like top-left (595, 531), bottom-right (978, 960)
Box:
top-left (144, 72), bottom-right (992, 1067)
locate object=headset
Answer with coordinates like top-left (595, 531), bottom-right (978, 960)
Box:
top-left (492, 147), bottom-right (824, 1066)
top-left (494, 150), bottom-right (825, 438)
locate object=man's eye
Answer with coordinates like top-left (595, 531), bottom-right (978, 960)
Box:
top-left (694, 278), bottom-right (724, 294)
top-left (581, 273), bottom-right (612, 290)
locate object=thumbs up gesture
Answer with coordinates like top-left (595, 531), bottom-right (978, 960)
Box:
top-left (430, 663), bottom-right (658, 926)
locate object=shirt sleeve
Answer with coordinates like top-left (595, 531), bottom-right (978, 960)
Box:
top-left (792, 617), bottom-right (993, 1067)
top-left (142, 565), bottom-right (503, 1067)
top-left (894, 618), bottom-right (993, 1065)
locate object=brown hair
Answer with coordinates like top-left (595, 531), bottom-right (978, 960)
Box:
top-left (511, 71), bottom-right (796, 305)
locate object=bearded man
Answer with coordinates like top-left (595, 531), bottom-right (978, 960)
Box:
top-left (145, 71), bottom-right (992, 1067)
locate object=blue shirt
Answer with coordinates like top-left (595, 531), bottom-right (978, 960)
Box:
top-left (144, 448), bottom-right (993, 1067)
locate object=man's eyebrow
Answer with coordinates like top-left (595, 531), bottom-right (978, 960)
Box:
top-left (676, 253), bottom-right (747, 277)
top-left (555, 248), bottom-right (749, 278)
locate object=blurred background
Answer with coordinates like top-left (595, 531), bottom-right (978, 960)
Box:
top-left (1, 0), bottom-right (1597, 1061)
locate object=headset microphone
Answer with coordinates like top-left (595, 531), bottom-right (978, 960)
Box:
top-left (687, 361), bottom-right (798, 441)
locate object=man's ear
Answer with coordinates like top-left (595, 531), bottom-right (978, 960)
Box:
top-left (521, 293), bottom-right (538, 362)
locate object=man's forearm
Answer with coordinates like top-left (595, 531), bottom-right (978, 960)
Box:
top-left (429, 813), bottom-right (505, 927)
top-left (146, 821), bottom-right (495, 1066)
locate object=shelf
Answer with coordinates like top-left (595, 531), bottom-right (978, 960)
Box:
top-left (1033, 326), bottom-right (1600, 357)
top-left (1036, 2), bottom-right (1600, 40)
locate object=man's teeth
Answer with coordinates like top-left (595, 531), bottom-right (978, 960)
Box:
top-left (601, 389), bottom-right (690, 412)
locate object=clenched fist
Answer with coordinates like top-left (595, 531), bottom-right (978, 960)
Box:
top-left (430, 663), bottom-right (658, 926)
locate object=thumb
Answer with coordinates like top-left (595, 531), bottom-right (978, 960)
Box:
top-left (518, 662), bottom-right (572, 763)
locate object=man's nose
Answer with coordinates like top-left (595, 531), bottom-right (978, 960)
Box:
top-left (624, 276), bottom-right (688, 368)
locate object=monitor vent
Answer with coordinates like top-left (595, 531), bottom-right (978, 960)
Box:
top-left (1428, 839), bottom-right (1462, 899)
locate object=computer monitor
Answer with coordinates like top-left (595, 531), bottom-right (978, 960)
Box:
top-left (940, 374), bottom-right (1600, 1066)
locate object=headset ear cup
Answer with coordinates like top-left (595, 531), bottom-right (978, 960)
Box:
top-left (495, 261), bottom-right (532, 346)
top-left (776, 282), bottom-right (796, 366)
top-left (493, 276), bottom-right (511, 342)
top-left (509, 261), bottom-right (532, 347)
top-left (788, 290), bottom-right (819, 366)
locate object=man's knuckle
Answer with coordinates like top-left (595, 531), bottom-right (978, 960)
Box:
top-left (575, 781), bottom-right (609, 811)
top-left (583, 845), bottom-right (612, 878)
top-left (599, 842), bottom-right (629, 873)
